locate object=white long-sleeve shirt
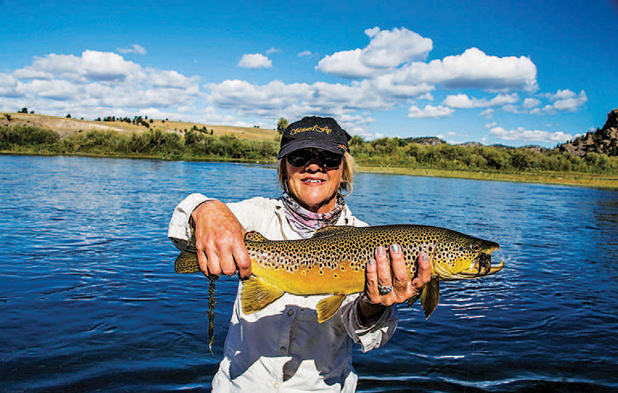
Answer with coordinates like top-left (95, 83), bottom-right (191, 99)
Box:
top-left (168, 193), bottom-right (398, 392)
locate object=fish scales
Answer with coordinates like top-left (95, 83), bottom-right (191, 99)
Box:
top-left (175, 224), bottom-right (503, 322)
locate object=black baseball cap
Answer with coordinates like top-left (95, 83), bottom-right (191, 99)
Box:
top-left (277, 116), bottom-right (352, 159)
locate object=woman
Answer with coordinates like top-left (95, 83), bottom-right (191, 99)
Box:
top-left (168, 116), bottom-right (431, 392)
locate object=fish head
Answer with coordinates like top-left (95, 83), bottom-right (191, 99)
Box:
top-left (431, 234), bottom-right (503, 281)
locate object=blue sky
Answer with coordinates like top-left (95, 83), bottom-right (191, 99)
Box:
top-left (1, 0), bottom-right (617, 147)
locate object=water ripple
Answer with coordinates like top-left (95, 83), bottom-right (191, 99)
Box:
top-left (2, 156), bottom-right (618, 392)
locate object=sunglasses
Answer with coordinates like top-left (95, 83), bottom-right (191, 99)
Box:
top-left (286, 149), bottom-right (343, 169)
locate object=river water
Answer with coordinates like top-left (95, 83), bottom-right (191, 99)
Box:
top-left (1, 155), bottom-right (617, 392)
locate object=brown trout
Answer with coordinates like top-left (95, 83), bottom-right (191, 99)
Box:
top-left (175, 225), bottom-right (503, 322)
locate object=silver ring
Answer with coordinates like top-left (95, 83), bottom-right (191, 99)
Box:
top-left (378, 284), bottom-right (393, 295)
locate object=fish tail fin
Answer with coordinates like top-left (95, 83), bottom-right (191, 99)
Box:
top-left (241, 277), bottom-right (285, 314)
top-left (316, 294), bottom-right (346, 323)
top-left (420, 277), bottom-right (440, 320)
top-left (174, 250), bottom-right (201, 274)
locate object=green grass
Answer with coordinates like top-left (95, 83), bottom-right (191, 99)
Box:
top-left (2, 123), bottom-right (618, 190)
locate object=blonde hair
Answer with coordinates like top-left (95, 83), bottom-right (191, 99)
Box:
top-left (278, 151), bottom-right (355, 196)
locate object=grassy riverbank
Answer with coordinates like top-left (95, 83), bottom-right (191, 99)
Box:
top-left (358, 165), bottom-right (618, 190)
top-left (2, 116), bottom-right (618, 190)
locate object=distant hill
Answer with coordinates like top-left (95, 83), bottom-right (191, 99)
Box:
top-left (557, 108), bottom-right (618, 157)
top-left (402, 136), bottom-right (446, 146)
top-left (0, 112), bottom-right (277, 141)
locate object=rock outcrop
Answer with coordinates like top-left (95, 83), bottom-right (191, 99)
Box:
top-left (558, 108), bottom-right (618, 157)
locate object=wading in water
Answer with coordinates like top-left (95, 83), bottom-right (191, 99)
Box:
top-left (168, 116), bottom-right (432, 392)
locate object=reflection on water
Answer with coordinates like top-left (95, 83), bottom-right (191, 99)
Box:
top-left (1, 155), bottom-right (617, 392)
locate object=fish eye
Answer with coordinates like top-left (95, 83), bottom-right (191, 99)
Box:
top-left (471, 244), bottom-right (480, 252)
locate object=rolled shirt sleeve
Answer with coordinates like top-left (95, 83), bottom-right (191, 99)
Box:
top-left (167, 193), bottom-right (211, 250)
top-left (340, 295), bottom-right (398, 353)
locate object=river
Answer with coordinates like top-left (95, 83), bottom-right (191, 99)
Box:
top-left (1, 155), bottom-right (617, 392)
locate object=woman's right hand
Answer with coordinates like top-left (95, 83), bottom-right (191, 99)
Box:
top-left (190, 200), bottom-right (252, 279)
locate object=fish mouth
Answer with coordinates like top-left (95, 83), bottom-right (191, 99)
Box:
top-left (458, 251), bottom-right (504, 279)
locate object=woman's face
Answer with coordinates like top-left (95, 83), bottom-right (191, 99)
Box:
top-left (285, 150), bottom-right (344, 213)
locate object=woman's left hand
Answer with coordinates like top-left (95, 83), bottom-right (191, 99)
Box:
top-left (358, 244), bottom-right (432, 323)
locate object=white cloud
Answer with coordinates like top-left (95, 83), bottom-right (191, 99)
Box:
top-left (118, 44), bottom-right (147, 55)
top-left (316, 49), bottom-right (377, 79)
top-left (394, 48), bottom-right (538, 92)
top-left (480, 108), bottom-right (495, 118)
top-left (549, 89), bottom-right (587, 111)
top-left (265, 47), bottom-right (280, 55)
top-left (238, 53), bottom-right (272, 69)
top-left (3, 50), bottom-right (204, 118)
top-left (23, 79), bottom-right (83, 100)
top-left (317, 27), bottom-right (432, 79)
top-left (23, 50), bottom-right (145, 83)
top-left (0, 73), bottom-right (23, 97)
top-left (148, 70), bottom-right (200, 89)
top-left (297, 51), bottom-right (316, 58)
top-left (489, 126), bottom-right (573, 143)
top-left (523, 97), bottom-right (540, 108)
top-left (443, 93), bottom-right (518, 110)
top-left (442, 94), bottom-right (475, 108)
top-left (205, 78), bottom-right (398, 118)
top-left (360, 27), bottom-right (433, 68)
top-left (530, 89), bottom-right (588, 114)
top-left (408, 104), bottom-right (454, 118)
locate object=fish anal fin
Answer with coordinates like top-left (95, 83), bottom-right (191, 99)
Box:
top-left (241, 277), bottom-right (285, 314)
top-left (311, 226), bottom-right (355, 239)
top-left (244, 231), bottom-right (268, 242)
top-left (174, 250), bottom-right (200, 274)
top-left (420, 277), bottom-right (440, 320)
top-left (316, 294), bottom-right (346, 323)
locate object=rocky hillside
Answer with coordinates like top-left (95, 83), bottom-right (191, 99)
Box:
top-left (558, 108), bottom-right (618, 157)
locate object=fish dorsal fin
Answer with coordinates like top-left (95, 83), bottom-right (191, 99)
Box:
top-left (244, 231), bottom-right (268, 242)
top-left (311, 225), bottom-right (355, 239)
top-left (241, 277), bottom-right (285, 314)
top-left (316, 294), bottom-right (346, 323)
top-left (420, 277), bottom-right (440, 320)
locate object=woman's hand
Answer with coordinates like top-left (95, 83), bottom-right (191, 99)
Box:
top-left (358, 245), bottom-right (432, 324)
top-left (190, 200), bottom-right (252, 279)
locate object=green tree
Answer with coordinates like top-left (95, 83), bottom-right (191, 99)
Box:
top-left (277, 117), bottom-right (289, 134)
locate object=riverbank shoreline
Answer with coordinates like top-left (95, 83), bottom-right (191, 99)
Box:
top-left (3, 150), bottom-right (618, 190)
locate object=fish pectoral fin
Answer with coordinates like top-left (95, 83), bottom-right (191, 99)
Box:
top-left (316, 294), bottom-right (346, 323)
top-left (420, 277), bottom-right (440, 320)
top-left (241, 277), bottom-right (285, 314)
top-left (406, 294), bottom-right (420, 307)
top-left (174, 250), bottom-right (200, 274)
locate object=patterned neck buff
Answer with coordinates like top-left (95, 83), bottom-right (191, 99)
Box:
top-left (281, 191), bottom-right (345, 239)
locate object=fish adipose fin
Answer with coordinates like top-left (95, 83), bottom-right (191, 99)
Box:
top-left (420, 277), bottom-right (440, 320)
top-left (241, 277), bottom-right (285, 314)
top-left (316, 294), bottom-right (346, 323)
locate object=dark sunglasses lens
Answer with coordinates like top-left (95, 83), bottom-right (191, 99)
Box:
top-left (317, 151), bottom-right (342, 168)
top-left (287, 150), bottom-right (342, 168)
top-left (287, 151), bottom-right (312, 167)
